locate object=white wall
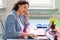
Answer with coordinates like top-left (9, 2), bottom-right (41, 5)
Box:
top-left (0, 0), bottom-right (20, 23)
top-left (0, 0), bottom-right (60, 25)
top-left (55, 0), bottom-right (60, 13)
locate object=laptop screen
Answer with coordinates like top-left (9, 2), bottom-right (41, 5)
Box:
top-left (27, 19), bottom-right (49, 35)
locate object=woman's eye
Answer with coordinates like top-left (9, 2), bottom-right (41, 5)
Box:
top-left (24, 7), bottom-right (26, 9)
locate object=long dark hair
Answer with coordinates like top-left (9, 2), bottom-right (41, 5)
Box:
top-left (12, 1), bottom-right (29, 11)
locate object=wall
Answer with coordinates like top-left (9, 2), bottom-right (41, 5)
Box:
top-left (0, 0), bottom-right (19, 23)
top-left (55, 0), bottom-right (60, 13)
top-left (0, 0), bottom-right (60, 24)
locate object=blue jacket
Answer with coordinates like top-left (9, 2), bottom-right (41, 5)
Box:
top-left (2, 10), bottom-right (29, 39)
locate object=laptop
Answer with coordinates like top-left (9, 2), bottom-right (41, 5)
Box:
top-left (28, 19), bottom-right (49, 35)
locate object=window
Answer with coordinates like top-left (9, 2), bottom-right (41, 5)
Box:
top-left (0, 0), bottom-right (3, 8)
top-left (28, 0), bottom-right (55, 9)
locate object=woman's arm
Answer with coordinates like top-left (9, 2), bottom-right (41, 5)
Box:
top-left (5, 15), bottom-right (22, 37)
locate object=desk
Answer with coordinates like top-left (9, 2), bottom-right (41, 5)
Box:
top-left (27, 19), bottom-right (54, 40)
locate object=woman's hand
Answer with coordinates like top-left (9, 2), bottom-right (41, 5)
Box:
top-left (21, 33), bottom-right (29, 36)
top-left (30, 34), bottom-right (37, 37)
top-left (23, 10), bottom-right (29, 21)
top-left (22, 33), bottom-right (37, 37)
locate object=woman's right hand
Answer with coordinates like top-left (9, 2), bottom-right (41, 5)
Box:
top-left (22, 33), bottom-right (37, 37)
top-left (21, 33), bottom-right (30, 36)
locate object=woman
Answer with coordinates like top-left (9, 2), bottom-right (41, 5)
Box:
top-left (2, 1), bottom-right (36, 40)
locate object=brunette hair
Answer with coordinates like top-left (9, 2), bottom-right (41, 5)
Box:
top-left (12, 1), bottom-right (29, 11)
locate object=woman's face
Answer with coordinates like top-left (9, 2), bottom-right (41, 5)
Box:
top-left (18, 4), bottom-right (29, 13)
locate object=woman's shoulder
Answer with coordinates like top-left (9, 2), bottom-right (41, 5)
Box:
top-left (5, 15), bottom-right (15, 22)
top-left (8, 10), bottom-right (16, 15)
top-left (6, 10), bottom-right (16, 19)
top-left (5, 12), bottom-right (16, 22)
